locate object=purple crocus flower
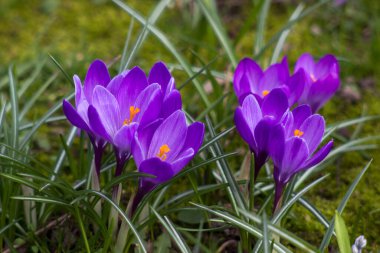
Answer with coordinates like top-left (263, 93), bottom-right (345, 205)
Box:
top-left (269, 104), bottom-right (334, 211)
top-left (295, 53), bottom-right (340, 112)
top-left (234, 88), bottom-right (289, 180)
top-left (63, 59), bottom-right (111, 174)
top-left (233, 57), bottom-right (305, 106)
top-left (131, 110), bottom-right (205, 210)
top-left (63, 60), bottom-right (178, 176)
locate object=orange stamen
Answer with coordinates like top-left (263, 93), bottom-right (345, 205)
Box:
top-left (156, 144), bottom-right (170, 161)
top-left (123, 106), bottom-right (140, 125)
top-left (262, 90), bottom-right (270, 97)
top-left (294, 129), bottom-right (304, 137)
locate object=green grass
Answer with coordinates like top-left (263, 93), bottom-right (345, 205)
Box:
top-left (0, 0), bottom-right (379, 251)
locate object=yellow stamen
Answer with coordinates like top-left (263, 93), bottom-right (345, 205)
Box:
top-left (294, 129), bottom-right (304, 137)
top-left (123, 106), bottom-right (140, 125)
top-left (157, 144), bottom-right (170, 161)
top-left (310, 73), bottom-right (317, 82)
top-left (262, 90), bottom-right (270, 97)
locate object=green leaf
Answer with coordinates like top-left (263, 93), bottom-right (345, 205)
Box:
top-left (334, 211), bottom-right (351, 253)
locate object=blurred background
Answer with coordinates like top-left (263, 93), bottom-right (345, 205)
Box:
top-left (0, 0), bottom-right (379, 250)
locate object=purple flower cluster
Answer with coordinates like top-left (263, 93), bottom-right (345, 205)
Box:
top-left (233, 53), bottom-right (339, 210)
top-left (63, 60), bottom-right (205, 202)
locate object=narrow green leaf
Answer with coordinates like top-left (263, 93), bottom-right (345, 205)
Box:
top-left (319, 160), bottom-right (372, 251)
top-left (8, 66), bottom-right (19, 149)
top-left (334, 211), bottom-right (351, 253)
top-left (196, 0), bottom-right (237, 67)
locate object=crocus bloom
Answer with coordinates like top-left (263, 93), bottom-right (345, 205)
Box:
top-left (269, 105), bottom-right (334, 211)
top-left (131, 110), bottom-right (205, 209)
top-left (234, 88), bottom-right (289, 180)
top-left (233, 57), bottom-right (305, 106)
top-left (63, 59), bottom-right (111, 174)
top-left (295, 53), bottom-right (340, 112)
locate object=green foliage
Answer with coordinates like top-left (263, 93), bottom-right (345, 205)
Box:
top-left (0, 0), bottom-right (379, 252)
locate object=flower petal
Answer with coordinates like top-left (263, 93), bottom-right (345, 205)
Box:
top-left (171, 148), bottom-right (195, 174)
top-left (74, 75), bottom-right (84, 108)
top-left (292, 104), bottom-right (312, 130)
top-left (258, 63), bottom-right (289, 94)
top-left (233, 58), bottom-right (263, 99)
top-left (83, 59), bottom-right (110, 103)
top-left (147, 110), bottom-right (187, 162)
top-left (161, 90), bottom-right (182, 118)
top-left (139, 157), bottom-right (174, 184)
top-left (280, 137), bottom-right (309, 184)
top-left (234, 107), bottom-right (255, 152)
top-left (299, 114), bottom-right (325, 154)
top-left (302, 140), bottom-right (333, 170)
top-left (267, 123), bottom-right (285, 167)
top-left (181, 122), bottom-right (205, 154)
top-left (62, 100), bottom-right (91, 132)
top-left (87, 105), bottom-right (112, 141)
top-left (132, 119), bottom-right (163, 167)
top-left (148, 62), bottom-right (172, 93)
top-left (295, 53), bottom-right (315, 74)
top-left (134, 84), bottom-right (162, 126)
top-left (261, 88), bottom-right (288, 121)
top-left (91, 86), bottom-right (121, 138)
top-left (113, 122), bottom-right (138, 152)
top-left (307, 74), bottom-right (340, 112)
top-left (286, 69), bottom-right (305, 106)
top-left (116, 66), bottom-right (148, 119)
top-left (315, 54), bottom-right (339, 79)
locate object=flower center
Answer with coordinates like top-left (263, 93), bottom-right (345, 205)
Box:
top-left (262, 90), bottom-right (270, 97)
top-left (123, 106), bottom-right (140, 125)
top-left (310, 73), bottom-right (317, 82)
top-left (294, 129), bottom-right (304, 137)
top-left (156, 144), bottom-right (170, 161)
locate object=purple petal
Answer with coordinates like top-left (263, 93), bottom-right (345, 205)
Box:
top-left (116, 66), bottom-right (148, 119)
top-left (292, 104), bottom-right (312, 130)
top-left (302, 140), bottom-right (333, 170)
top-left (83, 59), bottom-right (111, 103)
top-left (164, 77), bottom-right (176, 98)
top-left (241, 94), bottom-right (263, 130)
top-left (74, 75), bottom-right (84, 108)
top-left (62, 100), bottom-right (91, 132)
top-left (171, 148), bottom-right (195, 174)
top-left (139, 158), bottom-right (174, 184)
top-left (299, 114), bottom-right (325, 154)
top-left (161, 90), bottom-right (182, 118)
top-left (286, 69), bottom-right (305, 106)
top-left (148, 62), bottom-right (172, 93)
top-left (234, 107), bottom-right (256, 152)
top-left (113, 122), bottom-right (138, 152)
top-left (134, 84), bottom-right (163, 127)
top-left (315, 54), bottom-right (339, 79)
top-left (91, 86), bottom-right (121, 138)
top-left (280, 137), bottom-right (309, 184)
top-left (147, 110), bottom-right (187, 162)
top-left (307, 74), bottom-right (340, 112)
top-left (281, 111), bottom-right (294, 138)
top-left (258, 63), bottom-right (289, 94)
top-left (181, 122), bottom-right (205, 153)
top-left (267, 123), bottom-right (285, 168)
top-left (132, 119), bottom-right (163, 167)
top-left (87, 105), bottom-right (112, 141)
top-left (106, 74), bottom-right (124, 98)
top-left (254, 117), bottom-right (276, 154)
top-left (233, 58), bottom-right (263, 98)
top-left (261, 88), bottom-right (288, 121)
top-left (295, 53), bottom-right (315, 75)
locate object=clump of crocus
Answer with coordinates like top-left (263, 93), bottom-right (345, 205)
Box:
top-left (234, 88), bottom-right (289, 180)
top-left (63, 60), bottom-right (181, 176)
top-left (131, 110), bottom-right (205, 211)
top-left (233, 57), bottom-right (305, 106)
top-left (268, 105), bottom-right (333, 211)
top-left (295, 53), bottom-right (340, 112)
